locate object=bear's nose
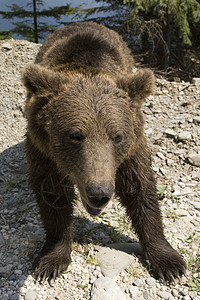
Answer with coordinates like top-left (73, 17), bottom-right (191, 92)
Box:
top-left (86, 182), bottom-right (114, 208)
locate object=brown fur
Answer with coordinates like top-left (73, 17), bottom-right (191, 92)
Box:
top-left (23, 22), bottom-right (186, 281)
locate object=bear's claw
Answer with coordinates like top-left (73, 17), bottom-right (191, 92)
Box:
top-left (33, 243), bottom-right (71, 281)
top-left (144, 239), bottom-right (186, 283)
top-left (34, 259), bottom-right (69, 281)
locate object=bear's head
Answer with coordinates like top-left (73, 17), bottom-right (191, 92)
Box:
top-left (23, 64), bottom-right (154, 216)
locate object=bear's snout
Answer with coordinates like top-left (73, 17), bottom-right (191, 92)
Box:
top-left (85, 182), bottom-right (114, 209)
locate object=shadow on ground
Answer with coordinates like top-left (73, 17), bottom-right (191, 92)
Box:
top-left (0, 142), bottom-right (143, 299)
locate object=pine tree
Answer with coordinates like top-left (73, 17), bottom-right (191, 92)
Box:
top-left (0, 0), bottom-right (80, 43)
top-left (0, 30), bottom-right (12, 40)
top-left (77, 0), bottom-right (126, 30)
top-left (123, 0), bottom-right (200, 69)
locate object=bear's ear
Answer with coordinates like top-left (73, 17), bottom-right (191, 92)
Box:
top-left (22, 64), bottom-right (66, 96)
top-left (116, 69), bottom-right (155, 108)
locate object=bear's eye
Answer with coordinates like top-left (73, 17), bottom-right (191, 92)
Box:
top-left (113, 134), bottom-right (123, 144)
top-left (69, 129), bottom-right (85, 142)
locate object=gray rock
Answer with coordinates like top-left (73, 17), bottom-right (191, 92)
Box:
top-left (193, 116), bottom-right (200, 124)
top-left (129, 286), bottom-right (141, 298)
top-left (143, 290), bottom-right (150, 300)
top-left (145, 277), bottom-right (156, 287)
top-left (14, 269), bottom-right (22, 275)
top-left (180, 288), bottom-right (189, 296)
top-left (183, 296), bottom-right (191, 300)
top-left (171, 289), bottom-right (179, 297)
top-left (175, 209), bottom-right (189, 217)
top-left (145, 128), bottom-right (154, 135)
top-left (157, 152), bottom-right (166, 160)
top-left (191, 202), bottom-right (200, 211)
top-left (0, 232), bottom-right (5, 247)
top-left (157, 291), bottom-right (173, 299)
top-left (91, 277), bottom-right (128, 300)
top-left (0, 266), bottom-right (13, 277)
top-left (133, 278), bottom-right (144, 287)
top-left (10, 294), bottom-right (18, 300)
top-left (192, 77), bottom-right (200, 86)
top-left (191, 171), bottom-right (200, 179)
top-left (174, 149), bottom-right (186, 156)
top-left (8, 274), bottom-right (16, 281)
top-left (25, 291), bottom-right (37, 300)
top-left (164, 129), bottom-right (176, 138)
top-left (96, 246), bottom-right (133, 278)
top-left (187, 154), bottom-right (200, 166)
top-left (2, 42), bottom-right (12, 50)
top-left (177, 131), bottom-right (192, 141)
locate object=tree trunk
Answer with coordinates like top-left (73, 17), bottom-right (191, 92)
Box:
top-left (33, 0), bottom-right (38, 43)
top-left (157, 10), bottom-right (173, 71)
top-left (164, 11), bottom-right (173, 70)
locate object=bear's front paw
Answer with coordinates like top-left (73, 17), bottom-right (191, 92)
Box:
top-left (144, 239), bottom-right (186, 282)
top-left (33, 242), bottom-right (71, 280)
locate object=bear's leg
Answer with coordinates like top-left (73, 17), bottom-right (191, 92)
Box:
top-left (26, 137), bottom-right (74, 280)
top-left (116, 151), bottom-right (186, 282)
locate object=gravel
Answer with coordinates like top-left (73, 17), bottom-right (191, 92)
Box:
top-left (0, 39), bottom-right (200, 300)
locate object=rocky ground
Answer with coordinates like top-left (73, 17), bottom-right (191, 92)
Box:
top-left (0, 39), bottom-right (199, 300)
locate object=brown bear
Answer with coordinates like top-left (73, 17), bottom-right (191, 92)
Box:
top-left (23, 22), bottom-right (186, 282)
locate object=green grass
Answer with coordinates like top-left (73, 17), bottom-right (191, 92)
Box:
top-left (179, 234), bottom-right (200, 292)
top-left (167, 209), bottom-right (178, 221)
top-left (6, 176), bottom-right (25, 188)
top-left (186, 252), bottom-right (200, 291)
top-left (157, 183), bottom-right (167, 196)
top-left (77, 284), bottom-right (88, 289)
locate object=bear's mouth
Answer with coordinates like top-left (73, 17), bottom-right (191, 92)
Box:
top-left (82, 199), bottom-right (102, 216)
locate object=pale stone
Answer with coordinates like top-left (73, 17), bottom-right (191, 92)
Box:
top-left (25, 291), bottom-right (37, 300)
top-left (157, 152), bottom-right (166, 160)
top-left (133, 278), bottom-right (144, 287)
top-left (2, 42), bottom-right (12, 50)
top-left (91, 277), bottom-right (128, 300)
top-left (164, 129), bottom-right (176, 138)
top-left (193, 116), bottom-right (200, 124)
top-left (192, 77), bottom-right (200, 86)
top-left (0, 232), bottom-right (5, 246)
top-left (177, 131), bottom-right (192, 141)
top-left (145, 277), bottom-right (157, 287)
top-left (157, 291), bottom-right (172, 299)
top-left (172, 289), bottom-right (179, 297)
top-left (145, 128), bottom-right (154, 135)
top-left (191, 202), bottom-right (200, 211)
top-left (175, 209), bottom-right (189, 217)
top-left (187, 154), bottom-right (200, 167)
top-left (96, 246), bottom-right (134, 278)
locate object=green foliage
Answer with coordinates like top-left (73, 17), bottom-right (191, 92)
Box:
top-left (0, 1), bottom-right (81, 42)
top-left (167, 209), bottom-right (178, 221)
top-left (124, 0), bottom-right (200, 46)
top-left (77, 283), bottom-right (88, 289)
top-left (0, 0), bottom-right (199, 77)
top-left (186, 252), bottom-right (200, 291)
top-left (145, 259), bottom-right (152, 273)
top-left (186, 277), bottom-right (200, 292)
top-left (7, 176), bottom-right (25, 188)
top-left (78, 0), bottom-right (199, 76)
top-left (157, 184), bottom-right (166, 196)
top-left (0, 30), bottom-right (13, 40)
top-left (186, 232), bottom-right (198, 243)
top-left (76, 0), bottom-right (127, 31)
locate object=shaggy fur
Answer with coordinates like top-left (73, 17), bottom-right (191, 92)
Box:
top-left (23, 22), bottom-right (186, 281)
